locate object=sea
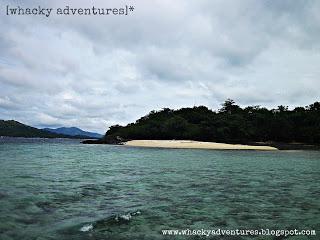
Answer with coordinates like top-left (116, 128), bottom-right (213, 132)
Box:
top-left (0, 138), bottom-right (319, 239)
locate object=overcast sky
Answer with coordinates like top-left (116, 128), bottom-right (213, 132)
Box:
top-left (0, 0), bottom-right (319, 133)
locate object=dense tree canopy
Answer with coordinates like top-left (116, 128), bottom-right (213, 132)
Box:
top-left (104, 100), bottom-right (320, 144)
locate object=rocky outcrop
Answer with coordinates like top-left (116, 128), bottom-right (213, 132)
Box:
top-left (82, 135), bottom-right (126, 145)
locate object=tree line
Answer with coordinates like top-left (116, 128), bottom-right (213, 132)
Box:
top-left (103, 100), bottom-right (320, 144)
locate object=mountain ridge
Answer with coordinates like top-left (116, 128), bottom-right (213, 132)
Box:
top-left (0, 120), bottom-right (101, 139)
top-left (0, 120), bottom-right (71, 138)
top-left (43, 127), bottom-right (102, 139)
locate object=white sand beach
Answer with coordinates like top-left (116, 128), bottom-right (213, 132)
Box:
top-left (124, 140), bottom-right (278, 150)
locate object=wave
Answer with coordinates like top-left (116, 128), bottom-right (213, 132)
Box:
top-left (80, 224), bottom-right (93, 232)
top-left (79, 210), bottom-right (141, 232)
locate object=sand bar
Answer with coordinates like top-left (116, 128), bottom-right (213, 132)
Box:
top-left (124, 140), bottom-right (278, 150)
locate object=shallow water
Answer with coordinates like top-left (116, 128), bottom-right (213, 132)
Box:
top-left (0, 138), bottom-right (319, 239)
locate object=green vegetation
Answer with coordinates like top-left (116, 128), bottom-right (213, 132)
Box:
top-left (103, 100), bottom-right (320, 144)
top-left (0, 120), bottom-right (73, 138)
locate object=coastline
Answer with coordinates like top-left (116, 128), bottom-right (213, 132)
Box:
top-left (82, 139), bottom-right (320, 150)
top-left (124, 140), bottom-right (278, 151)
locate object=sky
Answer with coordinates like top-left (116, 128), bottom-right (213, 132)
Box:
top-left (0, 0), bottom-right (319, 133)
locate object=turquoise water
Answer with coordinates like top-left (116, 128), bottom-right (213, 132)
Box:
top-left (0, 139), bottom-right (319, 239)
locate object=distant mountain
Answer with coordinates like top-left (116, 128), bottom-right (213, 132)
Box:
top-left (0, 120), bottom-right (70, 138)
top-left (43, 127), bottom-right (102, 139)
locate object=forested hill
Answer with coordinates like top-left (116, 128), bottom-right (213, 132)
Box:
top-left (103, 100), bottom-right (320, 144)
top-left (0, 120), bottom-right (73, 138)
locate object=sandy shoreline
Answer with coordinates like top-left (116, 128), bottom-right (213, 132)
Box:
top-left (124, 140), bottom-right (278, 150)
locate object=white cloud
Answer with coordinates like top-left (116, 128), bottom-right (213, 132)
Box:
top-left (0, 0), bottom-right (319, 133)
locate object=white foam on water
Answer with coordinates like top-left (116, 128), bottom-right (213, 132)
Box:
top-left (119, 214), bottom-right (131, 221)
top-left (80, 224), bottom-right (93, 232)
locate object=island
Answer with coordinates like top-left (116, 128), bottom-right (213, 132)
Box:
top-left (83, 100), bottom-right (320, 150)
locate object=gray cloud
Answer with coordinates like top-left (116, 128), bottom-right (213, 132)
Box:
top-left (0, 0), bottom-right (319, 133)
